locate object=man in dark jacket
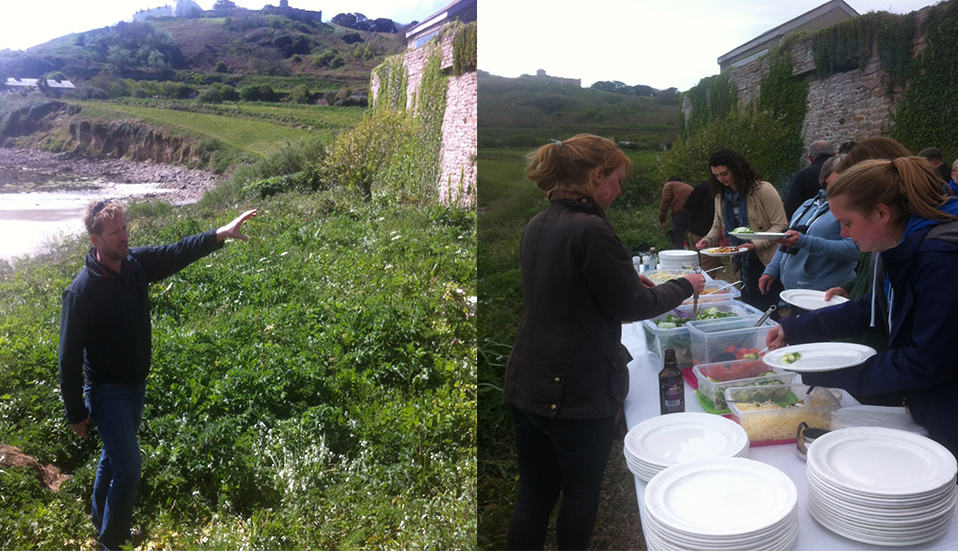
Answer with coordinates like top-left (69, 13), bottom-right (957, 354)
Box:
top-left (684, 181), bottom-right (720, 271)
top-left (58, 200), bottom-right (257, 550)
top-left (917, 147), bottom-right (951, 183)
top-left (783, 140), bottom-right (834, 218)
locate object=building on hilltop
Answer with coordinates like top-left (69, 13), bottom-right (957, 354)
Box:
top-left (519, 69), bottom-right (581, 88)
top-left (717, 0), bottom-right (858, 72)
top-left (262, 0), bottom-right (322, 23)
top-left (133, 0), bottom-right (202, 21)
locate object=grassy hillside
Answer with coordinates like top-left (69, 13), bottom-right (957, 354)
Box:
top-left (73, 100), bottom-right (362, 156)
top-left (478, 72), bottom-right (681, 149)
top-left (0, 13), bottom-right (405, 96)
top-left (0, 184), bottom-right (476, 550)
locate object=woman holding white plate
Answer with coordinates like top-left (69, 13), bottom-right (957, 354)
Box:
top-left (694, 149), bottom-right (788, 312)
top-left (766, 156), bottom-right (958, 459)
top-left (758, 155), bottom-right (860, 303)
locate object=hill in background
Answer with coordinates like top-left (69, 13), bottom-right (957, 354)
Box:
top-left (479, 70), bottom-right (680, 150)
top-left (0, 11), bottom-right (407, 98)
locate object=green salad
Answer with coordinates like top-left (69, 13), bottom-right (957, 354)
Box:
top-left (655, 307), bottom-right (736, 329)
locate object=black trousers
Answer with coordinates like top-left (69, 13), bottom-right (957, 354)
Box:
top-left (669, 210), bottom-right (691, 249)
top-left (740, 249), bottom-right (782, 313)
top-left (507, 406), bottom-right (617, 550)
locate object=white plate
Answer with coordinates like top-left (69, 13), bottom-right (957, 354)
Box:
top-left (807, 427), bottom-right (957, 496)
top-left (729, 231), bottom-right (788, 240)
top-left (624, 412), bottom-right (749, 468)
top-left (701, 246), bottom-right (749, 257)
top-left (763, 342), bottom-right (876, 372)
top-left (779, 288), bottom-right (849, 311)
top-left (831, 405), bottom-right (928, 435)
top-left (644, 457), bottom-right (796, 537)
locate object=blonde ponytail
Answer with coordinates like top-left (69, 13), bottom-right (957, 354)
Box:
top-left (828, 157), bottom-right (954, 224)
top-left (525, 134), bottom-right (631, 196)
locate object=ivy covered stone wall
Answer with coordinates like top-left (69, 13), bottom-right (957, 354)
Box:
top-left (370, 22), bottom-right (476, 207)
top-left (687, 3), bottom-right (939, 153)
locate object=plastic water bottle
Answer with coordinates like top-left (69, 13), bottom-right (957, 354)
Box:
top-left (649, 247), bottom-right (658, 271)
top-left (632, 256), bottom-right (642, 274)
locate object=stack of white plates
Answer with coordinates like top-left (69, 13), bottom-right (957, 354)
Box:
top-left (806, 426), bottom-right (958, 546)
top-left (624, 412), bottom-right (749, 482)
top-left (643, 457), bottom-right (799, 550)
top-left (659, 249), bottom-right (699, 269)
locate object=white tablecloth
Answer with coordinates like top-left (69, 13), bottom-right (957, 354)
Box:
top-left (621, 321), bottom-right (958, 550)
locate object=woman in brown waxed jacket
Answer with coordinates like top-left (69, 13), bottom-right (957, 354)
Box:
top-left (502, 134), bottom-right (705, 550)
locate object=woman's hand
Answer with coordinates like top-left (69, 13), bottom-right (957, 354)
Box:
top-left (638, 274), bottom-right (655, 288)
top-left (694, 239), bottom-right (708, 250)
top-left (766, 325), bottom-right (788, 350)
top-left (682, 273), bottom-right (706, 294)
top-left (777, 229), bottom-right (801, 248)
top-left (758, 274), bottom-right (776, 295)
top-left (738, 242), bottom-right (756, 251)
top-left (824, 286), bottom-right (849, 301)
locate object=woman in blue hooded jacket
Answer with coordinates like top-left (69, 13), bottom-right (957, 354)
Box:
top-left (766, 156), bottom-right (958, 459)
top-left (759, 155), bottom-right (860, 294)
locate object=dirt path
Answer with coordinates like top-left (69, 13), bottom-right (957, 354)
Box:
top-left (0, 444), bottom-right (70, 491)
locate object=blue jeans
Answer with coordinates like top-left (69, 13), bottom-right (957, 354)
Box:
top-left (507, 406), bottom-right (616, 550)
top-left (85, 381), bottom-right (146, 550)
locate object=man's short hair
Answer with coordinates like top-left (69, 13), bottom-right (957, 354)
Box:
top-left (808, 140), bottom-right (835, 159)
top-left (918, 147), bottom-right (944, 161)
top-left (84, 200), bottom-right (125, 236)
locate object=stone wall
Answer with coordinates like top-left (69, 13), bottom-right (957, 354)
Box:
top-left (370, 26), bottom-right (476, 207)
top-left (711, 6), bottom-right (933, 151)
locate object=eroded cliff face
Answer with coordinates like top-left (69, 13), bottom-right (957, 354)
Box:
top-left (68, 119), bottom-right (208, 166)
top-left (0, 99), bottom-right (211, 169)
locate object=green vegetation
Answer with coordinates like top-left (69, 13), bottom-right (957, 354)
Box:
top-left (0, 145), bottom-right (476, 552)
top-left (811, 11), bottom-right (917, 91)
top-left (891, 0), bottom-right (958, 158)
top-left (665, 41), bottom-right (808, 190)
top-left (320, 40), bottom-right (449, 203)
top-left (452, 22), bottom-right (478, 77)
top-left (478, 72), bottom-right (680, 150)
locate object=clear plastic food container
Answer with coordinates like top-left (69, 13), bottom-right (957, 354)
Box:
top-left (693, 359), bottom-right (795, 413)
top-left (687, 315), bottom-right (778, 367)
top-left (681, 279), bottom-right (742, 305)
top-left (642, 301), bottom-right (762, 369)
top-left (724, 383), bottom-right (842, 444)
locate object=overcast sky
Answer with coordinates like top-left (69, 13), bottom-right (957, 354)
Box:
top-left (479, 0), bottom-right (941, 91)
top-left (0, 0), bottom-right (449, 52)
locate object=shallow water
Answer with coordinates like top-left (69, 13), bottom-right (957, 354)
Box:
top-left (0, 183), bottom-right (172, 262)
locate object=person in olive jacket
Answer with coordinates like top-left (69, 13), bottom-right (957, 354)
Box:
top-left (503, 134), bottom-right (705, 550)
top-left (58, 200), bottom-right (257, 550)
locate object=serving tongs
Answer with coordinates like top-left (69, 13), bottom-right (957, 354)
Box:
top-left (713, 304), bottom-right (777, 361)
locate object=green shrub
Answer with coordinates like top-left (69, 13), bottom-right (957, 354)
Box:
top-left (197, 87), bottom-right (223, 104)
top-left (291, 84), bottom-right (310, 104)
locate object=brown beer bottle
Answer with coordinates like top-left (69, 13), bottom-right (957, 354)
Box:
top-left (658, 348), bottom-right (685, 414)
